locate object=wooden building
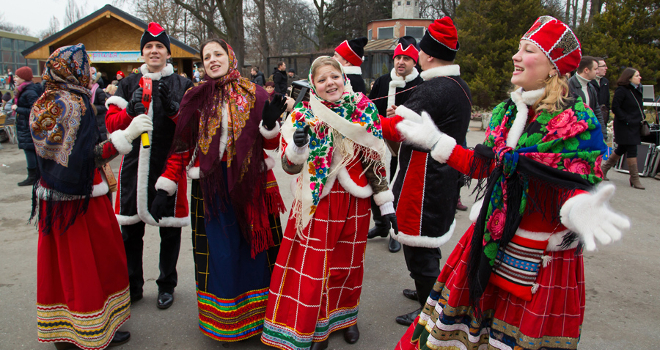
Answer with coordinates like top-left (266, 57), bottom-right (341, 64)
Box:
top-left (22, 5), bottom-right (198, 82)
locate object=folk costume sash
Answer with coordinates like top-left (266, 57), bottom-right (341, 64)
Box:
top-left (467, 88), bottom-right (607, 307)
top-left (29, 43), bottom-right (99, 234)
top-left (281, 57), bottom-right (387, 236)
top-left (173, 41), bottom-right (279, 258)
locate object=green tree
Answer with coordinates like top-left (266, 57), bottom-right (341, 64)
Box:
top-left (577, 0), bottom-right (660, 91)
top-left (454, 0), bottom-right (559, 108)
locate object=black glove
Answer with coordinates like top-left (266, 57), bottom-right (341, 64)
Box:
top-left (293, 124), bottom-right (310, 147)
top-left (158, 82), bottom-right (179, 117)
top-left (262, 94), bottom-right (287, 130)
top-left (126, 87), bottom-right (143, 117)
top-left (382, 213), bottom-right (398, 235)
top-left (134, 102), bottom-right (145, 116)
top-left (150, 189), bottom-right (170, 223)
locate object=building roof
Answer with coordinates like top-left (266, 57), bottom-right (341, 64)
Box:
top-left (22, 4), bottom-right (198, 58)
top-left (0, 30), bottom-right (39, 42)
top-left (364, 38), bottom-right (400, 53)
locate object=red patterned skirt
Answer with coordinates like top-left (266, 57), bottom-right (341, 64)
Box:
top-left (262, 181), bottom-right (371, 350)
top-left (396, 224), bottom-right (585, 350)
top-left (37, 196), bottom-right (131, 350)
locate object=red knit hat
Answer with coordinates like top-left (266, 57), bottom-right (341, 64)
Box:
top-left (140, 22), bottom-right (171, 54)
top-left (522, 16), bottom-right (581, 76)
top-left (116, 70), bottom-right (125, 78)
top-left (419, 17), bottom-right (460, 61)
top-left (15, 66), bottom-right (33, 82)
top-left (335, 37), bottom-right (368, 66)
top-left (393, 36), bottom-right (419, 63)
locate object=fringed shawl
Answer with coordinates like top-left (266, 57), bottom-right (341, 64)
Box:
top-left (281, 56), bottom-right (387, 237)
top-left (171, 41), bottom-right (280, 258)
top-left (29, 43), bottom-right (98, 234)
top-left (467, 89), bottom-right (607, 308)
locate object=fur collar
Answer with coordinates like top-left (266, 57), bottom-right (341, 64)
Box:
top-left (420, 64), bottom-right (460, 81)
top-left (139, 63), bottom-right (174, 81)
top-left (507, 87), bottom-right (545, 147)
top-left (388, 68), bottom-right (420, 107)
top-left (342, 65), bottom-right (362, 75)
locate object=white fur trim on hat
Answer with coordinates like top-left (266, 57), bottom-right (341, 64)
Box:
top-left (430, 134), bottom-right (457, 164)
top-left (155, 176), bottom-right (178, 196)
top-left (260, 120), bottom-right (280, 139)
top-left (342, 65), bottom-right (362, 75)
top-left (106, 95), bottom-right (129, 110)
top-left (109, 130), bottom-right (133, 155)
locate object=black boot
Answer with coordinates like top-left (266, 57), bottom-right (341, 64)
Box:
top-left (388, 237), bottom-right (401, 252)
top-left (17, 168), bottom-right (37, 187)
top-left (109, 331), bottom-right (131, 347)
top-left (310, 338), bottom-right (329, 350)
top-left (414, 278), bottom-right (436, 307)
top-left (395, 307), bottom-right (422, 326)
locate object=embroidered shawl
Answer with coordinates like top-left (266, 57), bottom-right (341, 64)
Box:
top-left (281, 56), bottom-right (387, 236)
top-left (467, 89), bottom-right (607, 306)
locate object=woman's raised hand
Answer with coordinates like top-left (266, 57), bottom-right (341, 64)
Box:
top-left (262, 94), bottom-right (287, 130)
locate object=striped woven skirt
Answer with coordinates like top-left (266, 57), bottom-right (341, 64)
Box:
top-left (262, 181), bottom-right (371, 350)
top-left (396, 224), bottom-right (585, 350)
top-left (190, 179), bottom-right (282, 342)
top-left (37, 196), bottom-right (130, 350)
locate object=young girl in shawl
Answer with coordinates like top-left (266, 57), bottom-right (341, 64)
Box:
top-left (31, 44), bottom-right (152, 349)
top-left (393, 16), bottom-right (630, 350)
top-left (261, 56), bottom-right (397, 350)
top-left (152, 39), bottom-right (287, 342)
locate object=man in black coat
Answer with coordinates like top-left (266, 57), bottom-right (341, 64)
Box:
top-left (105, 22), bottom-right (194, 310)
top-left (272, 61), bottom-right (288, 94)
top-left (380, 17), bottom-right (472, 326)
top-left (367, 36), bottom-right (423, 253)
top-left (568, 56), bottom-right (606, 138)
top-left (250, 67), bottom-right (265, 86)
top-left (12, 66), bottom-right (42, 186)
top-left (591, 57), bottom-right (610, 126)
top-left (333, 37), bottom-right (368, 94)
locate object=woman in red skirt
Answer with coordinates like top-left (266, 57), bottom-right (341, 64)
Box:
top-left (262, 56), bottom-right (397, 350)
top-left (393, 16), bottom-right (630, 350)
top-left (30, 43), bottom-right (152, 350)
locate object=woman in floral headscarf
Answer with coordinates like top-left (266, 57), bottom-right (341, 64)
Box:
top-left (261, 56), bottom-right (397, 350)
top-left (152, 39), bottom-right (287, 342)
top-left (393, 16), bottom-right (630, 350)
top-left (31, 44), bottom-right (152, 349)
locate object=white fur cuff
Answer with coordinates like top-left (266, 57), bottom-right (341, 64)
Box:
top-left (110, 130), bottom-right (133, 155)
top-left (260, 120), bottom-right (281, 139)
top-left (373, 189), bottom-right (395, 206)
top-left (396, 105), bottom-right (422, 123)
top-left (106, 95), bottom-right (128, 110)
top-left (379, 201), bottom-right (395, 215)
top-left (559, 193), bottom-right (585, 232)
top-left (430, 134), bottom-right (457, 163)
top-left (284, 142), bottom-right (309, 165)
top-left (155, 176), bottom-right (178, 196)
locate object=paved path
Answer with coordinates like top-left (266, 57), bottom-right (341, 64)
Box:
top-left (0, 120), bottom-right (658, 349)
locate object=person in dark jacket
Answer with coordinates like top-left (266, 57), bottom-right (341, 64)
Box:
top-left (591, 57), bottom-right (610, 125)
top-left (286, 68), bottom-right (299, 89)
top-left (367, 36), bottom-right (423, 253)
top-left (272, 61), bottom-right (288, 94)
top-left (90, 68), bottom-right (108, 140)
top-left (333, 37), bottom-right (368, 94)
top-left (251, 67), bottom-right (265, 86)
top-left (378, 17), bottom-right (471, 326)
top-left (568, 56), bottom-right (605, 138)
top-left (601, 67), bottom-right (646, 189)
top-left (12, 66), bottom-right (43, 186)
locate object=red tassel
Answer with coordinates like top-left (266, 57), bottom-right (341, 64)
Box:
top-left (249, 226), bottom-right (274, 259)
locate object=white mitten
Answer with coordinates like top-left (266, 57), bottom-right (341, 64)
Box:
top-left (396, 111), bottom-right (457, 163)
top-left (560, 183), bottom-right (630, 251)
top-left (123, 114), bottom-right (153, 143)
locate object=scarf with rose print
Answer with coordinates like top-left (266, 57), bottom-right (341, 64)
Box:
top-left (467, 96), bottom-right (607, 306)
top-left (282, 59), bottom-right (386, 235)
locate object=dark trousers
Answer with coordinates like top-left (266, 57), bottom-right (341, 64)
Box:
top-left (403, 244), bottom-right (442, 307)
top-left (24, 149), bottom-right (37, 169)
top-left (614, 144), bottom-right (638, 158)
top-left (122, 221), bottom-right (182, 295)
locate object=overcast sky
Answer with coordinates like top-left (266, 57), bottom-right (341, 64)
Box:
top-left (2, 0), bottom-right (129, 37)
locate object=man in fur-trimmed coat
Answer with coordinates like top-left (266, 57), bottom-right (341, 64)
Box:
top-left (333, 37), bottom-right (368, 94)
top-left (105, 22), bottom-right (194, 310)
top-left (367, 36), bottom-right (423, 253)
top-left (379, 17), bottom-right (471, 326)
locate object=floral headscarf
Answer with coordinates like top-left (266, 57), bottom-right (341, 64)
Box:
top-left (281, 56), bottom-right (387, 235)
